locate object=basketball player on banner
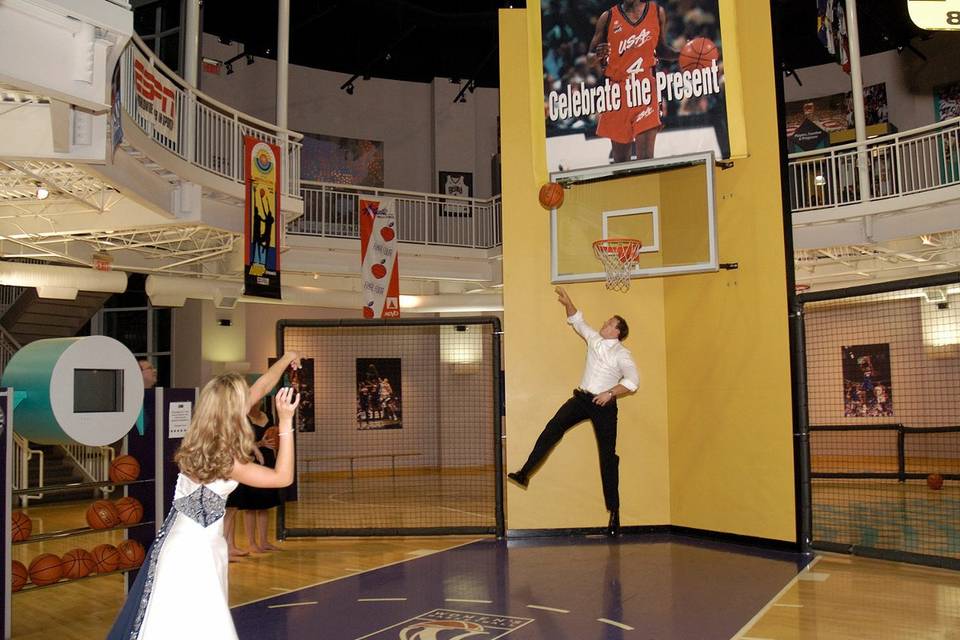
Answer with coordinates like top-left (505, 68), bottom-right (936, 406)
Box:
top-left (589, 0), bottom-right (679, 162)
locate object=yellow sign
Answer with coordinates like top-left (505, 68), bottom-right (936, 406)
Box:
top-left (908, 0), bottom-right (960, 30)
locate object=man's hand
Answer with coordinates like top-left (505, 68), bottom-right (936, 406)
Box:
top-left (593, 390), bottom-right (615, 406)
top-left (556, 286), bottom-right (577, 317)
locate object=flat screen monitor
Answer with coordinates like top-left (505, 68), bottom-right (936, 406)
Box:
top-left (74, 369), bottom-right (124, 413)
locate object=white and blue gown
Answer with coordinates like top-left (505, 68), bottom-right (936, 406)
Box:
top-left (108, 474), bottom-right (239, 640)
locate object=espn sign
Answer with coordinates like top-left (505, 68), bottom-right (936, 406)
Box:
top-left (133, 49), bottom-right (178, 140)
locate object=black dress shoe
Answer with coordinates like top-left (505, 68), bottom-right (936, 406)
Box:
top-left (507, 471), bottom-right (528, 488)
top-left (606, 510), bottom-right (620, 537)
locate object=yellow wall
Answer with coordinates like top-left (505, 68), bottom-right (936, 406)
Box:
top-left (500, 1), bottom-right (795, 540)
top-left (501, 9), bottom-right (671, 530)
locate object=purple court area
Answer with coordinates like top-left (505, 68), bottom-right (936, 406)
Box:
top-left (233, 535), bottom-right (809, 639)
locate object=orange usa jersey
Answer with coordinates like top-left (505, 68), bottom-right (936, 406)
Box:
top-left (604, 2), bottom-right (660, 82)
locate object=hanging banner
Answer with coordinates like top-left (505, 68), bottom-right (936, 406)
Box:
top-left (816, 0), bottom-right (851, 74)
top-left (359, 198), bottom-right (399, 318)
top-left (132, 48), bottom-right (178, 140)
top-left (541, 0), bottom-right (731, 171)
top-left (244, 137), bottom-right (282, 299)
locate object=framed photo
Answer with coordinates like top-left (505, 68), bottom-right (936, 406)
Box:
top-left (439, 171), bottom-right (473, 217)
top-left (842, 344), bottom-right (894, 417)
top-left (356, 358), bottom-right (402, 430)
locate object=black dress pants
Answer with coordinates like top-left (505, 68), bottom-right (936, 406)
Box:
top-left (517, 389), bottom-right (620, 511)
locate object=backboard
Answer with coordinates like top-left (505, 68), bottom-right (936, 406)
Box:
top-left (550, 151), bottom-right (718, 284)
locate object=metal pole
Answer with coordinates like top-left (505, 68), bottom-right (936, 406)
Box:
top-left (183, 0), bottom-right (201, 86)
top-left (277, 0), bottom-right (290, 131)
top-left (845, 0), bottom-right (871, 203)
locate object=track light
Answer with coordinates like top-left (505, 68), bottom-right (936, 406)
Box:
top-left (345, 83), bottom-right (355, 95)
top-left (36, 185), bottom-right (49, 200)
top-left (225, 62), bottom-right (234, 75)
top-left (246, 54), bottom-right (254, 65)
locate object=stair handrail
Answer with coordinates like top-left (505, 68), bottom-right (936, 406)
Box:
top-left (61, 442), bottom-right (115, 499)
top-left (12, 432), bottom-right (44, 507)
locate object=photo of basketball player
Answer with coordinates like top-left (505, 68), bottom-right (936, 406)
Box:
top-left (542, 0), bottom-right (730, 171)
top-left (589, 1), bottom-right (678, 161)
top-left (841, 343), bottom-right (894, 417)
top-left (356, 358), bottom-right (402, 430)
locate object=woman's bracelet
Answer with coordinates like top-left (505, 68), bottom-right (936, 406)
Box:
top-left (278, 430), bottom-right (294, 437)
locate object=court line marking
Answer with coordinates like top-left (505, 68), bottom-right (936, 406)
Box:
top-left (267, 601), bottom-right (319, 609)
top-left (446, 598), bottom-right (493, 604)
top-left (358, 597), bottom-right (407, 602)
top-left (598, 618), bottom-right (634, 631)
top-left (527, 604), bottom-right (570, 613)
top-left (729, 555), bottom-right (823, 640)
top-left (268, 587), bottom-right (290, 592)
top-left (438, 505), bottom-right (488, 518)
top-left (773, 603), bottom-right (803, 608)
top-left (234, 538), bottom-right (485, 608)
top-left (797, 571), bottom-right (830, 582)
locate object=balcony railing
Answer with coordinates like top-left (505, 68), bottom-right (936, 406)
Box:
top-left (290, 182), bottom-right (503, 249)
top-left (788, 116), bottom-right (960, 212)
top-left (120, 35), bottom-right (302, 199)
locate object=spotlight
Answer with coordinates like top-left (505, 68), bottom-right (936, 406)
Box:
top-left (468, 81), bottom-right (476, 94)
top-left (345, 83), bottom-right (355, 95)
top-left (225, 62), bottom-right (234, 75)
top-left (246, 54), bottom-right (254, 65)
top-left (218, 36), bottom-right (232, 45)
top-left (36, 186), bottom-right (49, 200)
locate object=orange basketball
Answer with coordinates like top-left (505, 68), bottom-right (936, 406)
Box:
top-left (86, 500), bottom-right (121, 529)
top-left (109, 455), bottom-right (141, 483)
top-left (11, 511), bottom-right (32, 542)
top-left (679, 37), bottom-right (720, 72)
top-left (263, 426), bottom-right (279, 448)
top-left (538, 182), bottom-right (564, 209)
top-left (28, 553), bottom-right (62, 586)
top-left (11, 560), bottom-right (28, 592)
top-left (117, 539), bottom-right (146, 569)
top-left (114, 496), bottom-right (144, 525)
top-left (91, 544), bottom-right (120, 573)
top-left (61, 548), bottom-right (96, 579)
top-left (927, 473), bottom-right (944, 490)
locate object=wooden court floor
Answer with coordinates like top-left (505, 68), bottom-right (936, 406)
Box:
top-left (9, 500), bottom-right (960, 639)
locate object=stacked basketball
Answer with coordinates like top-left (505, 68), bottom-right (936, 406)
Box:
top-left (109, 455), bottom-right (141, 483)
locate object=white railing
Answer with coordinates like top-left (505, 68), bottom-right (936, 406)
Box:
top-left (62, 443), bottom-right (114, 498)
top-left (12, 433), bottom-right (43, 507)
top-left (292, 182), bottom-right (503, 249)
top-left (788, 116), bottom-right (960, 212)
top-left (121, 34), bottom-right (303, 199)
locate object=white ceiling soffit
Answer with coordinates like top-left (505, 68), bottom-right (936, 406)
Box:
top-left (795, 231), bottom-right (960, 290)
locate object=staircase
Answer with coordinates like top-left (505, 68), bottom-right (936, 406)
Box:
top-left (0, 288), bottom-right (110, 345)
top-left (29, 445), bottom-right (102, 504)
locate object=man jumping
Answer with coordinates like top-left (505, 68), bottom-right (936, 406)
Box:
top-left (508, 286), bottom-right (639, 536)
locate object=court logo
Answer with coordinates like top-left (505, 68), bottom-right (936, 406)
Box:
top-left (360, 609), bottom-right (533, 639)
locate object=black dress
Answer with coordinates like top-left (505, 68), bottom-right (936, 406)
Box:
top-left (226, 416), bottom-right (282, 510)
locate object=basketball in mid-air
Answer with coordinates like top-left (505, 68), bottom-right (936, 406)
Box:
top-left (538, 182), bottom-right (564, 209)
top-left (679, 37), bottom-right (719, 72)
top-left (927, 473), bottom-right (944, 490)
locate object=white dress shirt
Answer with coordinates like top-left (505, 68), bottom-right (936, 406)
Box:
top-left (567, 310), bottom-right (640, 395)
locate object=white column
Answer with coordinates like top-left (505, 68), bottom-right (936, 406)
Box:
top-left (845, 0), bottom-right (871, 203)
top-left (276, 0), bottom-right (290, 131)
top-left (183, 0), bottom-right (201, 86)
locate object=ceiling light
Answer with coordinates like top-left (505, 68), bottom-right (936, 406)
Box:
top-left (36, 186), bottom-right (49, 200)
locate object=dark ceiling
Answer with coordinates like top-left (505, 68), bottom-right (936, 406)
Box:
top-left (201, 1), bottom-right (931, 88)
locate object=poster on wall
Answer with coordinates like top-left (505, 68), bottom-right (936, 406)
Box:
top-left (842, 344), bottom-right (894, 417)
top-left (132, 48), bottom-right (178, 140)
top-left (301, 133), bottom-right (384, 187)
top-left (243, 136), bottom-right (282, 299)
top-left (541, 0), bottom-right (731, 172)
top-left (784, 83), bottom-right (888, 152)
top-left (934, 82), bottom-right (960, 121)
top-left (439, 170), bottom-right (473, 216)
top-left (933, 82), bottom-right (960, 182)
top-left (356, 358), bottom-right (402, 430)
top-left (360, 198), bottom-right (400, 319)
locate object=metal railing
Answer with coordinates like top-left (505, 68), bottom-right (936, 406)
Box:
top-left (788, 116), bottom-right (960, 212)
top-left (292, 182), bottom-right (503, 249)
top-left (12, 433), bottom-right (43, 507)
top-left (62, 443), bottom-right (115, 498)
top-left (121, 34), bottom-right (302, 198)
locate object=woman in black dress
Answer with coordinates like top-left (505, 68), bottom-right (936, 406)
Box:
top-left (224, 398), bottom-right (283, 555)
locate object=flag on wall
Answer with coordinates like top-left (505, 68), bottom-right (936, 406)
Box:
top-left (359, 198), bottom-right (399, 318)
top-left (244, 136), bottom-right (282, 299)
top-left (817, 0), bottom-right (851, 74)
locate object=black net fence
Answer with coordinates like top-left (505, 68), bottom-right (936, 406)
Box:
top-left (801, 280), bottom-right (960, 568)
top-left (276, 317), bottom-right (503, 536)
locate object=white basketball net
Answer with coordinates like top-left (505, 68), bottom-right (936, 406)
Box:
top-left (593, 239), bottom-right (643, 292)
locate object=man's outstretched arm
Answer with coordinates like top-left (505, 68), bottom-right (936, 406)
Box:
top-left (555, 286), bottom-right (577, 317)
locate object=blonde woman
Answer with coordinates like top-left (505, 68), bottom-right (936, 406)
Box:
top-left (108, 353), bottom-right (301, 640)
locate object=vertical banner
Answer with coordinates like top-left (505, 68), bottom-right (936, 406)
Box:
top-left (244, 136), bottom-right (282, 299)
top-left (359, 198), bottom-right (400, 318)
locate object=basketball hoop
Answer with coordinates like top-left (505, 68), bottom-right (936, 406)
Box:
top-left (593, 238), bottom-right (643, 292)
top-left (92, 251), bottom-right (114, 272)
top-left (795, 283), bottom-right (811, 294)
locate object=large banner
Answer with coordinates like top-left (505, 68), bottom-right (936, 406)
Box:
top-left (542, 0), bottom-right (730, 172)
top-left (244, 137), bottom-right (282, 299)
top-left (301, 133), bottom-right (384, 187)
top-left (132, 48), bottom-right (177, 140)
top-left (359, 198), bottom-right (400, 318)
